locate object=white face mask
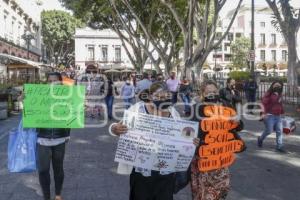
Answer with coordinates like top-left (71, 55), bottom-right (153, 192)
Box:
top-left (126, 80), bottom-right (130, 84)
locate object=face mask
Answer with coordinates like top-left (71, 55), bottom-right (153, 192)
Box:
top-left (273, 87), bottom-right (282, 93)
top-left (153, 99), bottom-right (172, 110)
top-left (126, 81), bottom-right (130, 85)
top-left (204, 94), bottom-right (219, 103)
top-left (230, 85), bottom-right (235, 90)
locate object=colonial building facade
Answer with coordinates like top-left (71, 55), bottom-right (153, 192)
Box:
top-left (205, 4), bottom-right (300, 76)
top-left (0, 0), bottom-right (42, 81)
top-left (75, 27), bottom-right (159, 73)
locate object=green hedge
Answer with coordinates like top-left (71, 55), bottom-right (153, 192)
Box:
top-left (228, 71), bottom-right (251, 81)
top-left (260, 76), bottom-right (287, 83)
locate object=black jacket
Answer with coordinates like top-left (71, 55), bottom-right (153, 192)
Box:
top-left (219, 87), bottom-right (242, 108)
top-left (37, 128), bottom-right (70, 139)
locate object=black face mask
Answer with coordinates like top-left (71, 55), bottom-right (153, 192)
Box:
top-left (204, 94), bottom-right (220, 103)
top-left (153, 99), bottom-right (172, 109)
top-left (272, 87), bottom-right (282, 94)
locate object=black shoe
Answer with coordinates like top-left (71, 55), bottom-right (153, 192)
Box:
top-left (276, 147), bottom-right (287, 153)
top-left (257, 137), bottom-right (263, 148)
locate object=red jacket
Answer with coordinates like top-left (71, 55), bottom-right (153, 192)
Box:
top-left (262, 92), bottom-right (284, 115)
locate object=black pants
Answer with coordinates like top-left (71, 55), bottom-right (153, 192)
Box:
top-left (171, 92), bottom-right (178, 105)
top-left (129, 170), bottom-right (174, 200)
top-left (37, 143), bottom-right (66, 200)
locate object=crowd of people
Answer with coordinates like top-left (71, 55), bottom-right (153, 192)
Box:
top-left (31, 70), bottom-right (290, 200)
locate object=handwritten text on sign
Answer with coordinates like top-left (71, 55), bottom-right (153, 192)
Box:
top-left (198, 105), bottom-right (244, 172)
top-left (115, 110), bottom-right (198, 172)
top-left (23, 84), bottom-right (85, 128)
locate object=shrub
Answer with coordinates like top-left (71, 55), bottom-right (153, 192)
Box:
top-left (228, 71), bottom-right (251, 81)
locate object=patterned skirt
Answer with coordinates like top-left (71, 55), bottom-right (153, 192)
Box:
top-left (190, 158), bottom-right (230, 200)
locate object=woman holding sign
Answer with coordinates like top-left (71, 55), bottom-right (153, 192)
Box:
top-left (190, 80), bottom-right (245, 200)
top-left (36, 72), bottom-right (70, 200)
top-left (109, 82), bottom-right (200, 200)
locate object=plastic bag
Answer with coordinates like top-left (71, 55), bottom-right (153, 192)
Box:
top-left (282, 116), bottom-right (296, 135)
top-left (8, 119), bottom-right (37, 173)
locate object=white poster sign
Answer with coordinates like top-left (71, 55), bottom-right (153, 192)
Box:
top-left (114, 110), bottom-right (199, 172)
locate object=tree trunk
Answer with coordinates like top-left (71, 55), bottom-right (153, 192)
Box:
top-left (287, 35), bottom-right (299, 88)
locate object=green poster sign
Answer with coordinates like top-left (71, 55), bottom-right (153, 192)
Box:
top-left (23, 84), bottom-right (85, 128)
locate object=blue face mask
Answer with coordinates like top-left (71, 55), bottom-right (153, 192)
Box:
top-left (153, 99), bottom-right (172, 109)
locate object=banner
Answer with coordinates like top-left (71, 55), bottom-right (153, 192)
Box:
top-left (23, 84), bottom-right (85, 128)
top-left (198, 105), bottom-right (244, 172)
top-left (115, 110), bottom-right (198, 172)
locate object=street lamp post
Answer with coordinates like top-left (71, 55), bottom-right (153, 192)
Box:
top-left (22, 30), bottom-right (35, 60)
top-left (22, 30), bottom-right (35, 82)
top-left (250, 0), bottom-right (255, 77)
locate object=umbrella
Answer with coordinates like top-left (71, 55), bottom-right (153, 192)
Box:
top-left (104, 69), bottom-right (120, 73)
top-left (121, 69), bottom-right (132, 72)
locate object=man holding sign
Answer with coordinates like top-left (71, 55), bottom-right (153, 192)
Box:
top-left (23, 72), bottom-right (85, 200)
top-left (110, 82), bottom-right (200, 200)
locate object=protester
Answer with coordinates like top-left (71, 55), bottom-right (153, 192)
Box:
top-left (156, 73), bottom-right (164, 82)
top-left (131, 72), bottom-right (137, 87)
top-left (135, 72), bottom-right (152, 94)
top-left (219, 78), bottom-right (242, 109)
top-left (258, 81), bottom-right (285, 153)
top-left (179, 76), bottom-right (193, 116)
top-left (109, 82), bottom-right (200, 200)
top-left (244, 76), bottom-right (258, 113)
top-left (36, 72), bottom-right (70, 200)
top-left (121, 77), bottom-right (135, 109)
top-left (166, 71), bottom-right (180, 104)
top-left (101, 77), bottom-right (119, 120)
top-left (191, 80), bottom-right (245, 200)
top-left (151, 74), bottom-right (157, 82)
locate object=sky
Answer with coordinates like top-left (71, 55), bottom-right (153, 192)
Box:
top-left (36, 0), bottom-right (300, 13)
top-left (38, 0), bottom-right (68, 11)
top-left (222, 0), bottom-right (300, 15)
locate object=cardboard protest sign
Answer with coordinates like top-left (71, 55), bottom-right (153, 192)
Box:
top-left (23, 84), bottom-right (85, 128)
top-left (115, 110), bottom-right (198, 172)
top-left (198, 105), bottom-right (244, 172)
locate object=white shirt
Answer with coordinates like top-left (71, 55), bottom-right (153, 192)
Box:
top-left (166, 78), bottom-right (180, 92)
top-left (37, 137), bottom-right (70, 146)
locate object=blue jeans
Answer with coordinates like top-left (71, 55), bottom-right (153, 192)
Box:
top-left (180, 94), bottom-right (191, 113)
top-left (260, 115), bottom-right (283, 149)
top-left (105, 96), bottom-right (114, 119)
top-left (123, 98), bottom-right (134, 109)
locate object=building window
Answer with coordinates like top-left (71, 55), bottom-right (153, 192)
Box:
top-left (271, 50), bottom-right (276, 61)
top-left (115, 46), bottom-right (121, 62)
top-left (227, 33), bottom-right (233, 41)
top-left (260, 22), bottom-right (265, 28)
top-left (236, 33), bottom-right (242, 38)
top-left (260, 34), bottom-right (265, 45)
top-left (282, 50), bottom-right (287, 61)
top-left (271, 34), bottom-right (276, 45)
top-left (260, 50), bottom-right (266, 61)
top-left (4, 13), bottom-right (8, 37)
top-left (102, 45), bottom-right (108, 62)
top-left (87, 46), bottom-right (95, 61)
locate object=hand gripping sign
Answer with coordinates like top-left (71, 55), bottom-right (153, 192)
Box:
top-left (198, 105), bottom-right (244, 172)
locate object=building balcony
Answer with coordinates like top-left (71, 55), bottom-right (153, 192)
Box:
top-left (0, 36), bottom-right (41, 56)
top-left (258, 43), bottom-right (267, 48)
top-left (269, 43), bottom-right (277, 48)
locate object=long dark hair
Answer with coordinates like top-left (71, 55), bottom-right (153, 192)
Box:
top-left (267, 80), bottom-right (283, 94)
